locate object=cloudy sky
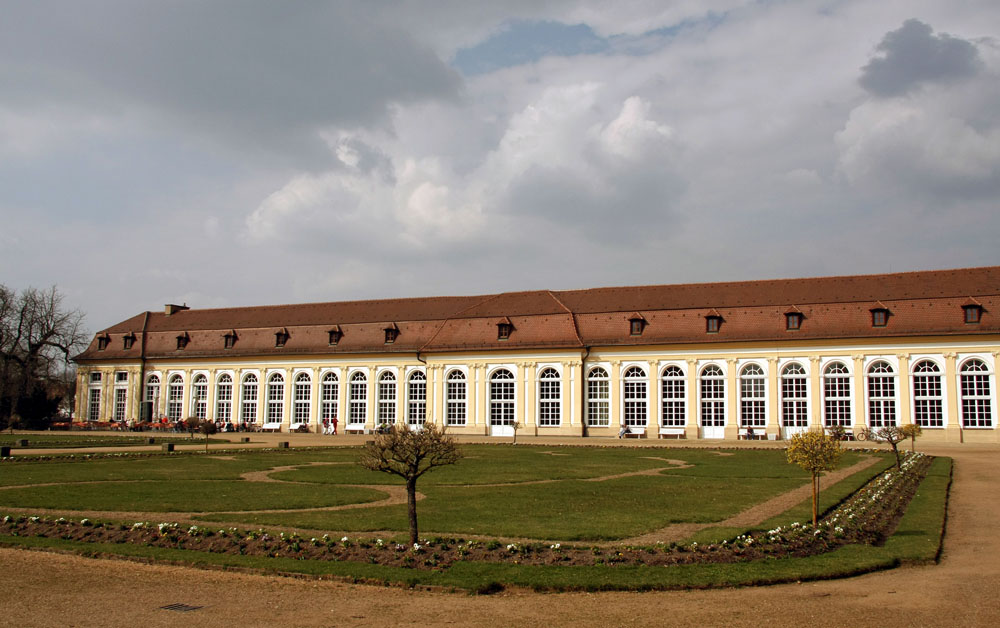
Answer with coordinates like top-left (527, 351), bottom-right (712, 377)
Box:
top-left (2, 1), bottom-right (998, 331)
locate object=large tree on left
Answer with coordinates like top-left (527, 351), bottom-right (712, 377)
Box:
top-left (0, 285), bottom-right (87, 429)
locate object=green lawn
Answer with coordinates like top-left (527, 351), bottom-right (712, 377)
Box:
top-left (0, 445), bottom-right (948, 592)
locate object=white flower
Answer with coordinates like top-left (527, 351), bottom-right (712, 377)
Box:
top-left (341, 536), bottom-right (349, 542)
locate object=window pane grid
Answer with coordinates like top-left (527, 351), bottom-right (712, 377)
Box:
top-left (587, 368), bottom-right (609, 427)
top-left (377, 374), bottom-right (397, 426)
top-left (961, 360), bottom-right (992, 427)
top-left (538, 369), bottom-right (561, 427)
top-left (700, 367), bottom-right (725, 427)
top-left (623, 367), bottom-right (647, 427)
top-left (267, 375), bottom-right (284, 423)
top-left (241, 376), bottom-right (258, 424)
top-left (216, 376), bottom-right (233, 423)
top-left (294, 376), bottom-right (311, 423)
top-left (661, 367), bottom-right (685, 427)
top-left (823, 364), bottom-right (851, 427)
top-left (408, 372), bottom-right (426, 426)
top-left (349, 374), bottom-right (367, 426)
top-left (490, 370), bottom-right (515, 426)
top-left (447, 371), bottom-right (467, 426)
top-left (321, 374), bottom-right (339, 421)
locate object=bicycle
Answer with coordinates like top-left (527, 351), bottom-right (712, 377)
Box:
top-left (854, 426), bottom-right (876, 441)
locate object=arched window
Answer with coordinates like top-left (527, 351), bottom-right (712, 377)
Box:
top-left (349, 372), bottom-right (367, 426)
top-left (661, 365), bottom-right (685, 428)
top-left (823, 363), bottom-right (851, 427)
top-left (216, 374), bottom-right (233, 423)
top-left (867, 361), bottom-right (896, 428)
top-left (407, 371), bottom-right (427, 427)
top-left (781, 363), bottom-right (808, 428)
top-left (537, 368), bottom-right (561, 427)
top-left (321, 372), bottom-right (339, 423)
top-left (241, 374), bottom-right (259, 425)
top-left (267, 373), bottom-right (285, 423)
top-left (587, 367), bottom-right (610, 427)
top-left (700, 365), bottom-right (725, 427)
top-left (113, 372), bottom-right (128, 422)
top-left (145, 374), bottom-right (161, 418)
top-left (912, 361), bottom-right (943, 427)
top-left (192, 374), bottom-right (208, 420)
top-left (447, 370), bottom-right (467, 426)
top-left (960, 359), bottom-right (993, 428)
top-left (294, 372), bottom-right (312, 424)
top-left (87, 372), bottom-right (102, 421)
top-left (167, 374), bottom-right (184, 422)
top-left (623, 366), bottom-right (647, 427)
top-left (740, 364), bottom-right (766, 428)
top-left (377, 371), bottom-right (397, 426)
top-left (490, 369), bottom-right (515, 427)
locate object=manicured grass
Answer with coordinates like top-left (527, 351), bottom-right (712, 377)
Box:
top-left (199, 474), bottom-right (805, 540)
top-left (0, 480), bottom-right (384, 512)
top-left (0, 448), bottom-right (951, 592)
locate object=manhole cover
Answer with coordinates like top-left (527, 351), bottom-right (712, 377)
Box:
top-left (160, 603), bottom-right (204, 612)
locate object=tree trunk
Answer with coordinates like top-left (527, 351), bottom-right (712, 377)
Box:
top-left (406, 477), bottom-right (419, 545)
top-left (811, 473), bottom-right (819, 526)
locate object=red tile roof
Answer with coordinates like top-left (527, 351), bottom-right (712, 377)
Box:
top-left (77, 266), bottom-right (1000, 362)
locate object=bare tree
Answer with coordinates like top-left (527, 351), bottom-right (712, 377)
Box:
top-left (358, 423), bottom-right (461, 545)
top-left (0, 285), bottom-right (87, 429)
top-left (875, 425), bottom-right (907, 470)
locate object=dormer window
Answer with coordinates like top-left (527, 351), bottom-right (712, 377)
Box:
top-left (275, 329), bottom-right (290, 347)
top-left (705, 312), bottom-right (723, 333)
top-left (871, 308), bottom-right (889, 327)
top-left (123, 333), bottom-right (136, 350)
top-left (328, 326), bottom-right (343, 345)
top-left (384, 324), bottom-right (399, 344)
top-left (963, 304), bottom-right (983, 324)
top-left (785, 312), bottom-right (803, 330)
top-left (223, 331), bottom-right (237, 349)
top-left (176, 333), bottom-right (190, 350)
top-left (497, 317), bottom-right (513, 341)
top-left (97, 334), bottom-right (110, 351)
top-left (628, 313), bottom-right (646, 336)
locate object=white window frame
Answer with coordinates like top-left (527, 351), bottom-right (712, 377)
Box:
top-left (959, 356), bottom-right (995, 429)
top-left (537, 367), bottom-right (562, 427)
top-left (215, 373), bottom-right (233, 423)
top-left (240, 373), bottom-right (259, 425)
top-left (660, 364), bottom-right (686, 428)
top-left (293, 372), bottom-right (312, 424)
top-left (911, 358), bottom-right (944, 428)
top-left (407, 370), bottom-right (427, 427)
top-left (489, 367), bottom-right (516, 427)
top-left (621, 365), bottom-right (648, 428)
top-left (145, 374), bottom-right (161, 419)
top-left (822, 361), bottom-right (852, 428)
top-left (191, 373), bottom-right (208, 421)
top-left (740, 362), bottom-right (767, 428)
top-left (113, 371), bottom-right (128, 421)
top-left (377, 370), bottom-right (397, 426)
top-left (699, 363), bottom-right (726, 428)
top-left (266, 373), bottom-right (285, 424)
top-left (321, 371), bottom-right (339, 423)
top-left (167, 374), bottom-right (184, 422)
top-left (866, 358), bottom-right (898, 428)
top-left (446, 369), bottom-right (468, 426)
top-left (348, 371), bottom-right (367, 426)
top-left (586, 366), bottom-right (610, 427)
top-left (780, 362), bottom-right (808, 428)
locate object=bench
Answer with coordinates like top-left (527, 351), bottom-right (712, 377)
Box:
top-left (658, 428), bottom-right (686, 439)
top-left (261, 422), bottom-right (283, 433)
top-left (289, 422), bottom-right (310, 433)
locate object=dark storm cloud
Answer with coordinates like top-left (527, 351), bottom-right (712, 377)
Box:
top-left (0, 1), bottom-right (460, 164)
top-left (859, 19), bottom-right (983, 97)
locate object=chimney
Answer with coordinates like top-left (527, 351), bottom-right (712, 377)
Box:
top-left (164, 303), bottom-right (190, 316)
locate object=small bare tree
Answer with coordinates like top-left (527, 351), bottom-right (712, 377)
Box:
top-left (787, 430), bottom-right (844, 526)
top-left (198, 420), bottom-right (218, 452)
top-left (511, 420), bottom-right (522, 444)
top-left (358, 422), bottom-right (461, 544)
top-left (875, 425), bottom-right (907, 469)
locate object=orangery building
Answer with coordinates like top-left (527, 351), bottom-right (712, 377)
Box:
top-left (74, 267), bottom-right (1000, 443)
